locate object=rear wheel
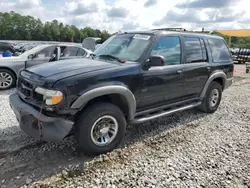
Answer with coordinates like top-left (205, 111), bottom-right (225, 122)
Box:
top-left (0, 69), bottom-right (16, 90)
top-left (75, 102), bottom-right (126, 155)
top-left (198, 82), bottom-right (222, 113)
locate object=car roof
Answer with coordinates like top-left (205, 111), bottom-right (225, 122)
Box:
top-left (33, 44), bottom-right (81, 48)
top-left (122, 30), bottom-right (223, 39)
top-left (58, 44), bottom-right (80, 47)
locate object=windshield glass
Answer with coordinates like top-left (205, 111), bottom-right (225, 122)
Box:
top-left (94, 34), bottom-right (152, 62)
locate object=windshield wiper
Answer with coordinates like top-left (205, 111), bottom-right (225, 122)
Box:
top-left (98, 54), bottom-right (124, 63)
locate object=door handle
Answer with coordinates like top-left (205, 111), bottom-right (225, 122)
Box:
top-left (177, 70), bottom-right (183, 74)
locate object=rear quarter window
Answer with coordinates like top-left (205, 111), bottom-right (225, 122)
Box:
top-left (208, 38), bottom-right (232, 63)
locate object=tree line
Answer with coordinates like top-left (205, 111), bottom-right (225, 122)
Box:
top-left (230, 37), bottom-right (250, 48)
top-left (0, 11), bottom-right (111, 43)
top-left (213, 31), bottom-right (250, 49)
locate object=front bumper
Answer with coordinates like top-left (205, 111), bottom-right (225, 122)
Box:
top-left (224, 78), bottom-right (233, 90)
top-left (9, 92), bottom-right (74, 142)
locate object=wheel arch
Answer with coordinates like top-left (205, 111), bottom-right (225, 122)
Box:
top-left (71, 84), bottom-right (136, 120)
top-left (0, 67), bottom-right (17, 80)
top-left (200, 71), bottom-right (227, 99)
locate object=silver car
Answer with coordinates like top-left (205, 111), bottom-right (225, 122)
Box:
top-left (0, 44), bottom-right (92, 90)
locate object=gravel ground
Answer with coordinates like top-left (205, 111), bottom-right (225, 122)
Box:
top-left (0, 65), bottom-right (250, 188)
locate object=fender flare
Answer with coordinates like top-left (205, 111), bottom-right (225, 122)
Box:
top-left (71, 85), bottom-right (136, 120)
top-left (200, 71), bottom-right (227, 99)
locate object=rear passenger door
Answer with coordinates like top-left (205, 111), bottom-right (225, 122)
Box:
top-left (182, 37), bottom-right (210, 99)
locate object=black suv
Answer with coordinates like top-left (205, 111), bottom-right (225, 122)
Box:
top-left (10, 30), bottom-right (233, 155)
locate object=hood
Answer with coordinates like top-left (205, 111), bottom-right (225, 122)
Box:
top-left (26, 58), bottom-right (121, 79)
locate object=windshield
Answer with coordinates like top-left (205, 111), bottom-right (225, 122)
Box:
top-left (94, 34), bottom-right (152, 62)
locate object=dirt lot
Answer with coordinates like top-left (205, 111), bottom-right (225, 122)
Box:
top-left (0, 65), bottom-right (250, 188)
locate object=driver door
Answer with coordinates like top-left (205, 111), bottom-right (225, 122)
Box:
top-left (137, 36), bottom-right (184, 109)
top-left (25, 46), bottom-right (56, 68)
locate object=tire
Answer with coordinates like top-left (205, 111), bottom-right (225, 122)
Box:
top-left (246, 69), bottom-right (249, 73)
top-left (0, 69), bottom-right (16, 90)
top-left (198, 82), bottom-right (222, 113)
top-left (75, 102), bottom-right (126, 155)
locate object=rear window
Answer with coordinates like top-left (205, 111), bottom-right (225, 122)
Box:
top-left (208, 38), bottom-right (231, 62)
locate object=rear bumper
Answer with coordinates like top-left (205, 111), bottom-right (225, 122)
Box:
top-left (224, 78), bottom-right (233, 90)
top-left (9, 92), bottom-right (74, 142)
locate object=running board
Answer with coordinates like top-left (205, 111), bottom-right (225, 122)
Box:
top-left (131, 102), bottom-right (201, 124)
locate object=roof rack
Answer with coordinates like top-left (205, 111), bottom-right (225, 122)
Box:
top-left (152, 28), bottom-right (214, 34)
top-left (152, 28), bottom-right (187, 32)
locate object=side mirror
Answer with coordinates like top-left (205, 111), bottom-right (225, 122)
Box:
top-left (148, 55), bottom-right (165, 67)
top-left (27, 54), bottom-right (34, 60)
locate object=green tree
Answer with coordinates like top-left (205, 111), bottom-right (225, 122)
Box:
top-left (0, 11), bottom-right (111, 43)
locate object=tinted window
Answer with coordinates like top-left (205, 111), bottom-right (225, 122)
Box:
top-left (208, 38), bottom-right (231, 62)
top-left (151, 36), bottom-right (181, 65)
top-left (62, 47), bottom-right (78, 57)
top-left (77, 48), bottom-right (86, 56)
top-left (184, 37), bottom-right (203, 63)
top-left (35, 46), bottom-right (55, 58)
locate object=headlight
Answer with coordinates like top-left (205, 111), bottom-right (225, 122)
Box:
top-left (35, 87), bottom-right (63, 105)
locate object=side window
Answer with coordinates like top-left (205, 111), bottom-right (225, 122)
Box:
top-left (151, 36), bottom-right (181, 65)
top-left (208, 38), bottom-right (231, 62)
top-left (35, 46), bottom-right (55, 58)
top-left (61, 47), bottom-right (78, 57)
top-left (77, 48), bottom-right (86, 56)
top-left (184, 37), bottom-right (203, 63)
top-left (200, 38), bottom-right (208, 61)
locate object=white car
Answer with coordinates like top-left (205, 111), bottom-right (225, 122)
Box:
top-left (0, 44), bottom-right (91, 90)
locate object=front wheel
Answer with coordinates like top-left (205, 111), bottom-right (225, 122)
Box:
top-left (0, 69), bottom-right (16, 90)
top-left (75, 102), bottom-right (126, 155)
top-left (198, 82), bottom-right (222, 113)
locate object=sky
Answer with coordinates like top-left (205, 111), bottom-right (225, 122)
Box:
top-left (0, 0), bottom-right (250, 33)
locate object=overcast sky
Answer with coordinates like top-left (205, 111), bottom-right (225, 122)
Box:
top-left (0, 0), bottom-right (249, 33)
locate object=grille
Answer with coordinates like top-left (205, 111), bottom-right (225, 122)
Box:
top-left (18, 77), bottom-right (34, 98)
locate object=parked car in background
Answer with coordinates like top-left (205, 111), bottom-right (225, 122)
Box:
top-left (0, 44), bottom-right (91, 89)
top-left (15, 43), bottom-right (38, 53)
top-left (0, 42), bottom-right (15, 54)
top-left (9, 30), bottom-right (233, 155)
top-left (82, 37), bottom-right (101, 52)
top-left (14, 43), bottom-right (26, 51)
